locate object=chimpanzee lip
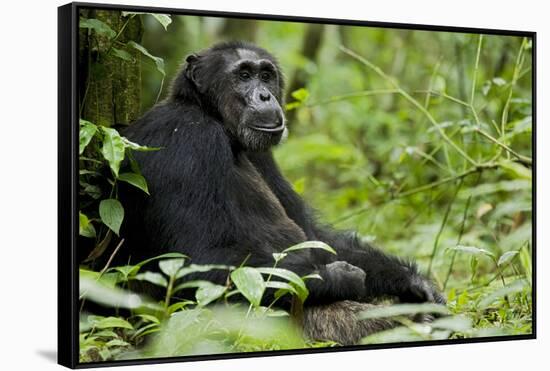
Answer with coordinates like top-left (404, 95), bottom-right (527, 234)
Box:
top-left (249, 123), bottom-right (285, 133)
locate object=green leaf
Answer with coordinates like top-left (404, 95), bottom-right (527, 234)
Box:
top-left (79, 18), bottom-right (116, 38)
top-left (159, 258), bottom-right (185, 278)
top-left (118, 172), bottom-right (149, 194)
top-left (430, 316), bottom-right (472, 332)
top-left (196, 284), bottom-right (227, 306)
top-left (79, 119), bottom-right (97, 155)
top-left (95, 317), bottom-right (133, 330)
top-left (133, 272), bottom-right (168, 287)
top-left (99, 199), bottom-right (124, 236)
top-left (498, 250), bottom-right (519, 266)
top-left (358, 303), bottom-right (450, 319)
top-left (479, 279), bottom-right (529, 308)
top-left (112, 48), bottom-right (134, 62)
top-left (231, 267), bottom-right (266, 307)
top-left (128, 41), bottom-right (165, 76)
top-left (448, 245), bottom-right (495, 258)
top-left (175, 264), bottom-right (233, 280)
top-left (79, 212), bottom-right (96, 238)
top-left (265, 281), bottom-right (298, 296)
top-left (282, 241), bottom-right (337, 255)
top-left (101, 127), bottom-right (125, 177)
top-left (291, 88), bottom-right (309, 102)
top-left (121, 12), bottom-right (172, 31)
top-left (255, 267), bottom-right (308, 302)
top-left (151, 14), bottom-right (172, 30)
top-left (105, 339), bottom-right (131, 347)
top-left (499, 160), bottom-right (532, 180)
top-left (122, 137), bottom-right (161, 151)
top-left (464, 180), bottom-right (531, 198)
top-left (136, 314), bottom-right (161, 324)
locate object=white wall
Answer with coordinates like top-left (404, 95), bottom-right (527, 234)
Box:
top-left (0, 0), bottom-right (545, 369)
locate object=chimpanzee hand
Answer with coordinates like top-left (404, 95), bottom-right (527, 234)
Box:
top-left (402, 272), bottom-right (446, 304)
top-left (324, 261), bottom-right (367, 301)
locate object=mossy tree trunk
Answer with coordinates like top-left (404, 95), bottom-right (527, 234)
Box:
top-left (79, 9), bottom-right (144, 126)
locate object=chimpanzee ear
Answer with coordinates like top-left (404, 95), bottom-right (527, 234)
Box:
top-left (184, 53), bottom-right (202, 89)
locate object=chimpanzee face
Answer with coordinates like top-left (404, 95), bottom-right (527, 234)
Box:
top-left (184, 46), bottom-right (287, 151)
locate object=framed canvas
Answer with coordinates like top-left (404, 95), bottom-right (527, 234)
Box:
top-left (58, 2), bottom-right (536, 368)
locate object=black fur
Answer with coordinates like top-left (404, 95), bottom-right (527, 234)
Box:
top-left (119, 41), bottom-right (444, 343)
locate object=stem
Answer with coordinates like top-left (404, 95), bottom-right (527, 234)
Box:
top-left (443, 184), bottom-right (475, 290)
top-left (427, 179), bottom-right (463, 275)
top-left (470, 35), bottom-right (483, 106)
top-left (340, 46), bottom-right (478, 167)
top-left (396, 162), bottom-right (498, 199)
top-left (475, 128), bottom-right (532, 165)
top-left (303, 89), bottom-right (400, 108)
top-left (501, 38), bottom-right (527, 139)
top-left (164, 275), bottom-right (175, 309)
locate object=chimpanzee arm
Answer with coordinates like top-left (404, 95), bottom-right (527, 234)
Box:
top-left (247, 151), bottom-right (444, 304)
top-left (312, 226), bottom-right (445, 304)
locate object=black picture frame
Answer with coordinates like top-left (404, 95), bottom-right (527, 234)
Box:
top-left (58, 2), bottom-right (536, 368)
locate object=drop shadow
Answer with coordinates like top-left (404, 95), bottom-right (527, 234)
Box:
top-left (36, 349), bottom-right (57, 363)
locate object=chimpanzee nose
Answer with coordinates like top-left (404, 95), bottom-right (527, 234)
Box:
top-left (259, 92), bottom-right (271, 101)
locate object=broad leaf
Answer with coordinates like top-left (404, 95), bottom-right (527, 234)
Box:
top-left (101, 127), bottom-right (125, 177)
top-left (118, 172), bottom-right (149, 194)
top-left (231, 267), bottom-right (266, 307)
top-left (128, 41), bottom-right (165, 76)
top-left (122, 137), bottom-right (161, 152)
top-left (79, 212), bottom-right (96, 238)
top-left (359, 303), bottom-right (450, 320)
top-left (479, 279), bottom-right (529, 308)
top-left (95, 317), bottom-right (133, 330)
top-left (175, 264), bottom-right (233, 280)
top-left (255, 267), bottom-right (308, 302)
top-left (112, 48), bottom-right (133, 62)
top-left (196, 284), bottom-right (227, 306)
top-left (498, 251), bottom-right (519, 266)
top-left (159, 258), bottom-right (185, 278)
top-left (448, 245), bottom-right (495, 258)
top-left (133, 272), bottom-right (168, 287)
top-left (79, 18), bottom-right (116, 38)
top-left (282, 241), bottom-right (337, 255)
top-left (99, 199), bottom-right (124, 236)
top-left (79, 119), bottom-right (97, 155)
top-left (151, 14), bottom-right (172, 30)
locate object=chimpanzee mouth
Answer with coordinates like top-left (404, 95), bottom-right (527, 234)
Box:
top-left (248, 123), bottom-right (285, 133)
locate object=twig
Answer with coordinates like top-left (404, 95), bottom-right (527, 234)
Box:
top-left (470, 35), bottom-right (484, 107)
top-left (501, 38), bottom-right (528, 140)
top-left (474, 128), bottom-right (532, 165)
top-left (99, 238), bottom-right (125, 277)
top-left (395, 162), bottom-right (498, 199)
top-left (427, 179), bottom-right (463, 275)
top-left (340, 45), bottom-right (477, 167)
top-left (443, 174), bottom-right (478, 290)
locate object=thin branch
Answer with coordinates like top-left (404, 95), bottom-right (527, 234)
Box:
top-left (475, 128), bottom-right (532, 165)
top-left (395, 162), bottom-right (498, 199)
top-left (303, 89), bottom-right (400, 108)
top-left (427, 179), bottom-right (463, 275)
top-left (501, 38), bottom-right (528, 139)
top-left (99, 238), bottom-right (125, 277)
top-left (470, 35), bottom-right (484, 106)
top-left (340, 45), bottom-right (478, 167)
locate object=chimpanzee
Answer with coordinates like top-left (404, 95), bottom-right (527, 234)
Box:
top-left (119, 41), bottom-right (445, 345)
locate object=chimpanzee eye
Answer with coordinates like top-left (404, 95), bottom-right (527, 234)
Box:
top-left (239, 71), bottom-right (251, 80)
top-left (260, 71), bottom-right (271, 82)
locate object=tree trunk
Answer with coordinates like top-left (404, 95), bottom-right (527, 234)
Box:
top-left (219, 19), bottom-right (259, 42)
top-left (79, 9), bottom-right (144, 126)
top-left (285, 24), bottom-right (325, 124)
